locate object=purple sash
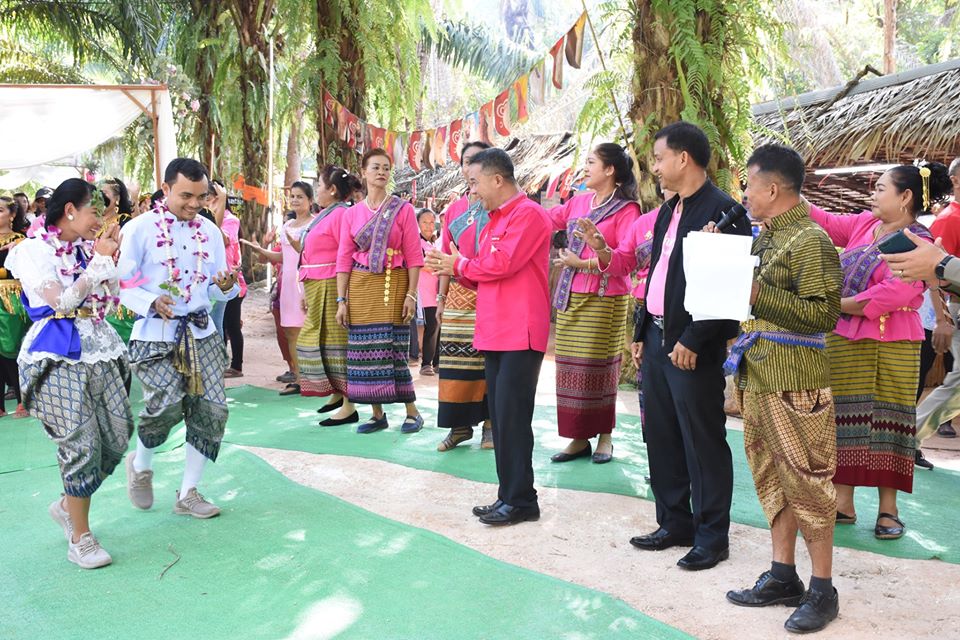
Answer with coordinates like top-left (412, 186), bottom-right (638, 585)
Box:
top-left (635, 238), bottom-right (654, 270)
top-left (552, 197), bottom-right (632, 312)
top-left (353, 196), bottom-right (405, 274)
top-left (22, 295), bottom-right (82, 360)
top-left (840, 222), bottom-right (932, 297)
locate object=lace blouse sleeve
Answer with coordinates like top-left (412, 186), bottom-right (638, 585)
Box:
top-left (12, 241), bottom-right (118, 314)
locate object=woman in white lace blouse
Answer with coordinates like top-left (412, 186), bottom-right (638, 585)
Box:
top-left (6, 178), bottom-right (133, 570)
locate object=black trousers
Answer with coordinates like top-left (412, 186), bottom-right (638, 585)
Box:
top-left (485, 349), bottom-right (543, 508)
top-left (641, 322), bottom-right (732, 550)
top-left (223, 295), bottom-right (244, 371)
top-left (421, 306), bottom-right (440, 368)
top-left (0, 356), bottom-right (20, 406)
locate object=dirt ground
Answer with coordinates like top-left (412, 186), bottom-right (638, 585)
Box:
top-left (232, 281), bottom-right (960, 639)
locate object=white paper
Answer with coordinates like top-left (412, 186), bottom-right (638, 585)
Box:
top-left (683, 231), bottom-right (758, 322)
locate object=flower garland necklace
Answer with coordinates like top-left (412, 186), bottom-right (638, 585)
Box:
top-left (37, 225), bottom-right (118, 323)
top-left (153, 199), bottom-right (209, 303)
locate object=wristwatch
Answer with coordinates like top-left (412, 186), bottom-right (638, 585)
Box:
top-left (935, 255), bottom-right (955, 281)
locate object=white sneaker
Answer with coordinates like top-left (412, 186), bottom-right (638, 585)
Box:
top-left (174, 488), bottom-right (221, 519)
top-left (48, 497), bottom-right (73, 541)
top-left (67, 532), bottom-right (113, 569)
top-left (125, 453), bottom-right (154, 510)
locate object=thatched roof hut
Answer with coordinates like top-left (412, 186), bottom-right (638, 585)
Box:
top-left (752, 58), bottom-right (960, 212)
top-left (394, 132), bottom-right (576, 208)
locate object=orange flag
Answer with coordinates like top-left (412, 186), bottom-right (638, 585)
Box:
top-left (494, 89), bottom-right (512, 137)
top-left (549, 37), bottom-right (564, 90)
top-left (565, 12), bottom-right (587, 69)
top-left (513, 75), bottom-right (530, 124)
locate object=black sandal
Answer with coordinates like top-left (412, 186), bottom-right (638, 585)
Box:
top-left (835, 511), bottom-right (857, 525)
top-left (874, 512), bottom-right (905, 539)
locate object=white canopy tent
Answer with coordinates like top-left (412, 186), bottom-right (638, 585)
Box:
top-left (0, 84), bottom-right (177, 188)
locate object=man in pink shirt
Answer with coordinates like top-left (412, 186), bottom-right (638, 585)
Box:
top-left (430, 148), bottom-right (551, 526)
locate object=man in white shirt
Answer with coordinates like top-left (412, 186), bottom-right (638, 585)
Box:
top-left (118, 158), bottom-right (239, 518)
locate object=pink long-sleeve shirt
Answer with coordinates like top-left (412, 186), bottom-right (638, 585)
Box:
top-left (221, 211), bottom-right (248, 297)
top-left (336, 200), bottom-right (424, 273)
top-left (548, 193), bottom-right (639, 296)
top-left (809, 206), bottom-right (927, 342)
top-left (418, 236), bottom-right (440, 306)
top-left (454, 192), bottom-right (551, 352)
top-left (606, 207), bottom-right (663, 301)
top-left (300, 206), bottom-right (347, 281)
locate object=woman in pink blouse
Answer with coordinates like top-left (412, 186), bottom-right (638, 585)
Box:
top-left (335, 149), bottom-right (425, 435)
top-left (548, 143), bottom-right (640, 464)
top-left (416, 209), bottom-right (441, 375)
top-left (810, 162), bottom-right (951, 540)
top-left (297, 165), bottom-right (363, 427)
top-left (221, 204), bottom-right (247, 377)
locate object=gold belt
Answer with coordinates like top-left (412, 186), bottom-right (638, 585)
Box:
top-left (54, 308), bottom-right (95, 319)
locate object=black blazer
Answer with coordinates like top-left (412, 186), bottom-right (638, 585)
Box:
top-left (634, 179), bottom-right (752, 365)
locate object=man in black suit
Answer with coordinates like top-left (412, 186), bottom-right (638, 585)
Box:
top-left (593, 122), bottom-right (751, 570)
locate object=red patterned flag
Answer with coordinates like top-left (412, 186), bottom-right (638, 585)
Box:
top-left (368, 125), bottom-right (387, 150)
top-left (513, 75), bottom-right (530, 124)
top-left (337, 107), bottom-right (359, 148)
top-left (408, 131), bottom-right (423, 172)
top-left (448, 120), bottom-right (463, 164)
top-left (478, 101), bottom-right (494, 144)
top-left (323, 90), bottom-right (339, 126)
top-left (494, 89), bottom-right (512, 137)
top-left (565, 12), bottom-right (587, 69)
top-left (549, 37), bottom-right (564, 90)
top-left (559, 167), bottom-right (574, 197)
top-left (529, 60), bottom-right (546, 104)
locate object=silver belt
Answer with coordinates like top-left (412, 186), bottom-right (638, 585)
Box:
top-left (650, 314), bottom-right (664, 330)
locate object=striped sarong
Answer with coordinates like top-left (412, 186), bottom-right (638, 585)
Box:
top-left (438, 281), bottom-right (488, 428)
top-left (297, 277), bottom-right (347, 397)
top-left (346, 267), bottom-right (415, 404)
top-left (555, 292), bottom-right (629, 439)
top-left (826, 333), bottom-right (918, 493)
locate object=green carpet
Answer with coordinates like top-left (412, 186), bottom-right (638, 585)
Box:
top-left (4, 382), bottom-right (958, 564)
top-left (219, 385), bottom-right (960, 564)
top-left (0, 445), bottom-right (688, 640)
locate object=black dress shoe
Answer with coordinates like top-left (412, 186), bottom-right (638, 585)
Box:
top-left (677, 545), bottom-right (729, 570)
top-left (550, 442), bottom-right (592, 463)
top-left (915, 449), bottom-right (934, 470)
top-left (629, 527), bottom-right (695, 551)
top-left (478, 503), bottom-right (540, 526)
top-left (472, 500), bottom-right (503, 517)
top-left (319, 411), bottom-right (359, 427)
top-left (317, 398), bottom-right (344, 414)
top-left (726, 571), bottom-right (805, 607)
top-left (784, 588), bottom-right (839, 634)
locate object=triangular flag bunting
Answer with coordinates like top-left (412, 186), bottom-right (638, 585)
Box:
top-left (529, 60), bottom-right (546, 104)
top-left (422, 129), bottom-right (435, 170)
top-left (323, 90), bottom-right (339, 126)
top-left (433, 125), bottom-right (448, 167)
top-left (494, 90), bottom-right (512, 137)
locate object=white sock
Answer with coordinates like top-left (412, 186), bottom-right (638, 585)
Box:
top-left (133, 438), bottom-right (155, 473)
top-left (178, 443), bottom-right (208, 499)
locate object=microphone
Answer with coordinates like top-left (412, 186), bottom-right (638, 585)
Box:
top-left (714, 203), bottom-right (748, 232)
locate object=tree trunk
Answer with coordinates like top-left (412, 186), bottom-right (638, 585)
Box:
top-left (228, 0), bottom-right (275, 241)
top-left (315, 0), bottom-right (367, 172)
top-left (283, 114), bottom-right (302, 188)
top-left (883, 0), bottom-right (898, 74)
top-left (191, 0), bottom-right (219, 174)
